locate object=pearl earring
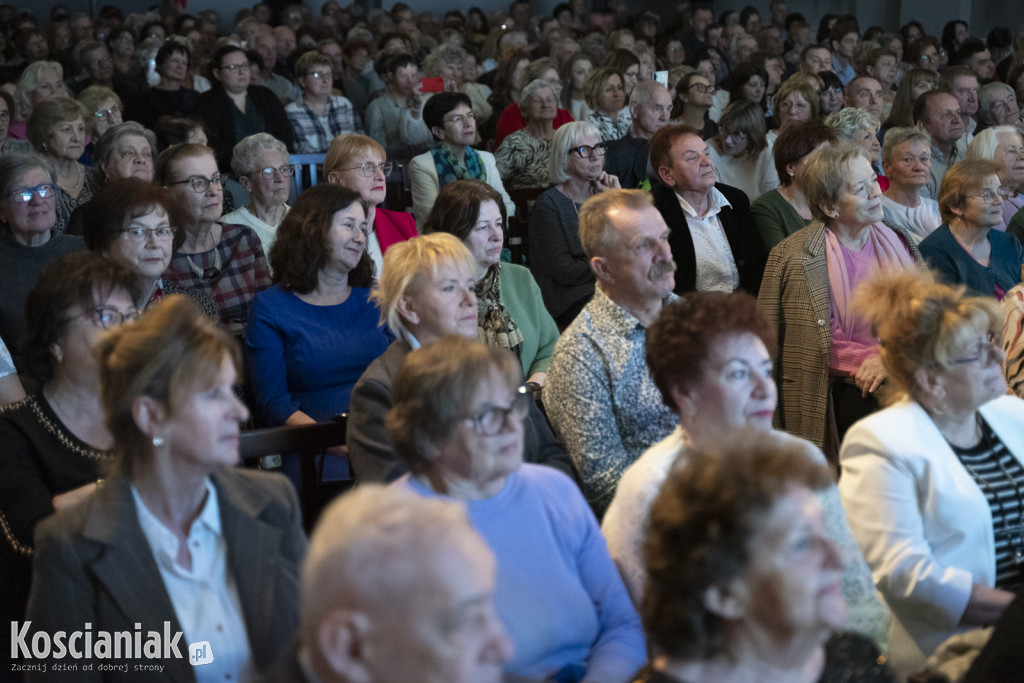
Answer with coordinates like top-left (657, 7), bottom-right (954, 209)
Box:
top-left (152, 436), bottom-right (165, 447)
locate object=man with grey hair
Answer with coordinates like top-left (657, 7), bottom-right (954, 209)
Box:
top-left (265, 484), bottom-right (514, 682)
top-left (546, 189), bottom-right (679, 517)
top-left (603, 81), bottom-right (673, 188)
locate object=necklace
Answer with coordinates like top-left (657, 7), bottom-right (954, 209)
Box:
top-left (951, 415), bottom-right (1024, 566)
top-left (185, 247), bottom-right (222, 281)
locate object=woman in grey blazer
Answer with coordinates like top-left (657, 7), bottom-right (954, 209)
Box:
top-left (24, 295), bottom-right (306, 682)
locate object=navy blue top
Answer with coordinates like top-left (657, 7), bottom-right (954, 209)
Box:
top-left (919, 224), bottom-right (1024, 298)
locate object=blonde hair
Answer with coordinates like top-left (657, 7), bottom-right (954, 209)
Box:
top-left (372, 233), bottom-right (476, 338)
top-left (578, 188), bottom-right (653, 258)
top-left (325, 133), bottom-right (386, 180)
top-left (854, 268), bottom-right (1001, 402)
top-left (802, 142), bottom-right (872, 223)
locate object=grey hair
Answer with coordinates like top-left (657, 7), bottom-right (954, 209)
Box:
top-left (422, 42), bottom-right (468, 78)
top-left (519, 78), bottom-right (556, 120)
top-left (0, 152), bottom-right (55, 199)
top-left (95, 122), bottom-right (157, 171)
top-left (230, 133), bottom-right (290, 177)
top-left (15, 61), bottom-right (64, 120)
top-left (630, 79), bottom-right (668, 107)
top-left (549, 120), bottom-right (602, 184)
top-left (824, 107), bottom-right (880, 141)
top-left (978, 82), bottom-right (1017, 127)
top-left (965, 125), bottom-right (1020, 162)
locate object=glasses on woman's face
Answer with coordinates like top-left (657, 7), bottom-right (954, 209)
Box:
top-left (93, 107), bottom-right (121, 121)
top-left (952, 333), bottom-right (1000, 365)
top-left (688, 83), bottom-right (716, 94)
top-left (571, 143), bottom-right (607, 158)
top-left (167, 174), bottom-right (223, 193)
top-left (970, 188), bottom-right (1011, 204)
top-left (341, 161), bottom-right (393, 177)
top-left (7, 182), bottom-right (56, 203)
top-left (254, 164), bottom-right (296, 179)
top-left (464, 385), bottom-right (532, 436)
top-left (120, 226), bottom-right (173, 242)
top-left (69, 306), bottom-right (141, 330)
top-left (722, 128), bottom-right (748, 142)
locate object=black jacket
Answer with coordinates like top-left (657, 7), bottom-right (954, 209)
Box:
top-left (195, 83), bottom-right (295, 172)
top-left (651, 181), bottom-right (767, 295)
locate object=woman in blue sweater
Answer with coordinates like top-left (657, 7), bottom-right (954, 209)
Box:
top-left (388, 335), bottom-right (645, 683)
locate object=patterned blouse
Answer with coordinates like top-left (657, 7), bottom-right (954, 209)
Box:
top-left (584, 109), bottom-right (632, 142)
top-left (54, 166), bottom-right (101, 233)
top-left (494, 130), bottom-right (552, 190)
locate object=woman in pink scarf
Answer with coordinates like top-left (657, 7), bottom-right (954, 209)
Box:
top-left (759, 143), bottom-right (923, 461)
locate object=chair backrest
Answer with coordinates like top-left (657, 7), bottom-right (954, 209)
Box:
top-left (384, 161), bottom-right (411, 212)
top-left (506, 187), bottom-right (547, 265)
top-left (289, 153), bottom-right (327, 195)
top-left (240, 416), bottom-right (348, 528)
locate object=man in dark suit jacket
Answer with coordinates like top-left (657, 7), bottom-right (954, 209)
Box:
top-left (603, 81), bottom-right (674, 189)
top-left (648, 123), bottom-right (767, 295)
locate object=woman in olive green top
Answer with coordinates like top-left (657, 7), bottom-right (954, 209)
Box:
top-left (422, 179), bottom-right (558, 388)
top-left (752, 121), bottom-right (837, 251)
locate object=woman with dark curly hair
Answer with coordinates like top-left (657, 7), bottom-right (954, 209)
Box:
top-left (631, 431), bottom-right (894, 682)
top-left (245, 182), bottom-right (392, 429)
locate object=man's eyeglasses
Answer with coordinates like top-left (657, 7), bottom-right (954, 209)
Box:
top-left (571, 143), bottom-right (607, 159)
top-left (340, 161), bottom-right (393, 178)
top-left (464, 385), bottom-right (532, 436)
top-left (167, 174), bottom-right (223, 193)
top-left (7, 183), bottom-right (56, 203)
top-left (254, 164), bottom-right (296, 178)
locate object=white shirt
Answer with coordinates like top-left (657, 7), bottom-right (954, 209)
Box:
top-left (133, 481), bottom-right (254, 683)
top-left (881, 195), bottom-right (942, 245)
top-left (675, 187), bottom-right (740, 292)
top-left (222, 204), bottom-right (290, 264)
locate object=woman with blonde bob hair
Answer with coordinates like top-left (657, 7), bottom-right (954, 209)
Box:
top-left (826, 107), bottom-right (883, 176)
top-left (347, 233), bottom-right (575, 484)
top-left (26, 295), bottom-right (306, 679)
top-left (839, 268), bottom-right (1024, 678)
top-left (709, 99), bottom-right (777, 202)
top-left (325, 133), bottom-right (417, 275)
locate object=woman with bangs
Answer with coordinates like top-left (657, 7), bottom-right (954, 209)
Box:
top-left (708, 99), bottom-right (779, 202)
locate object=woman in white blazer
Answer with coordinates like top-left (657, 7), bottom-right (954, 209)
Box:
top-left (839, 268), bottom-right (1024, 679)
top-left (409, 91), bottom-right (513, 224)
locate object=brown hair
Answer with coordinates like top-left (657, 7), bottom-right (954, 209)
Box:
top-left (937, 158), bottom-right (1005, 224)
top-left (26, 96), bottom-right (86, 152)
top-left (386, 336), bottom-right (521, 472)
top-left (421, 179), bottom-right (506, 242)
top-left (648, 123), bottom-right (703, 176)
top-left (269, 183), bottom-right (373, 293)
top-left (643, 430), bottom-right (832, 659)
top-left (647, 292), bottom-right (777, 412)
top-left (83, 178), bottom-right (187, 253)
top-left (772, 121), bottom-right (837, 187)
top-left (153, 142), bottom-right (215, 185)
top-left (582, 66), bottom-right (623, 112)
top-left (324, 133), bottom-right (386, 181)
top-left (98, 295), bottom-right (241, 467)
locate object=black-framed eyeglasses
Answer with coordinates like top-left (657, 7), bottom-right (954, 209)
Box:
top-left (571, 143), bottom-right (607, 159)
top-left (722, 128), bottom-right (748, 141)
top-left (67, 306), bottom-right (141, 330)
top-left (952, 333), bottom-right (1000, 365)
top-left (167, 174), bottom-right (223, 193)
top-left (340, 161), bottom-right (393, 178)
top-left (254, 164), bottom-right (295, 178)
top-left (463, 385), bottom-right (532, 436)
top-left (93, 107), bottom-right (122, 120)
top-left (219, 62), bottom-right (250, 72)
top-left (120, 226), bottom-right (173, 242)
top-left (688, 83), bottom-right (716, 94)
top-left (7, 183), bottom-right (57, 203)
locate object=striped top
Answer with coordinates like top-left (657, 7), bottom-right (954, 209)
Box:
top-left (951, 418), bottom-right (1024, 590)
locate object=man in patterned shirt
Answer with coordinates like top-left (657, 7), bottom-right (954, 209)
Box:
top-left (545, 189), bottom-right (679, 517)
top-left (286, 51), bottom-right (365, 154)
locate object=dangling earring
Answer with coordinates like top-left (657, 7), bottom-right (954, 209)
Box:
top-left (152, 436), bottom-right (165, 447)
top-left (52, 345), bottom-right (63, 364)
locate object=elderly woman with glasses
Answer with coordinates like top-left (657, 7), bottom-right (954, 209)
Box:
top-left (410, 91), bottom-right (513, 224)
top-left (708, 100), bottom-right (779, 202)
top-left (285, 50), bottom-right (364, 155)
top-left (966, 126), bottom-right (1024, 228)
top-left (158, 142), bottom-right (272, 335)
top-left (325, 133), bottom-right (417, 275)
top-left (390, 335), bottom-right (645, 682)
top-left (82, 178), bottom-right (217, 318)
top-left (246, 183), bottom-right (392, 436)
top-left (920, 159), bottom-right (1024, 300)
top-left (529, 121), bottom-right (618, 327)
top-left (840, 268), bottom-right (1024, 678)
top-left (222, 133), bottom-right (292, 260)
top-left (0, 153), bottom-right (85, 353)
top-left (0, 252), bottom-right (137, 650)
top-left (76, 85), bottom-right (122, 165)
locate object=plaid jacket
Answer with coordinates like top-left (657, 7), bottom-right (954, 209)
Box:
top-left (286, 95), bottom-right (365, 154)
top-left (758, 219), bottom-right (921, 461)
